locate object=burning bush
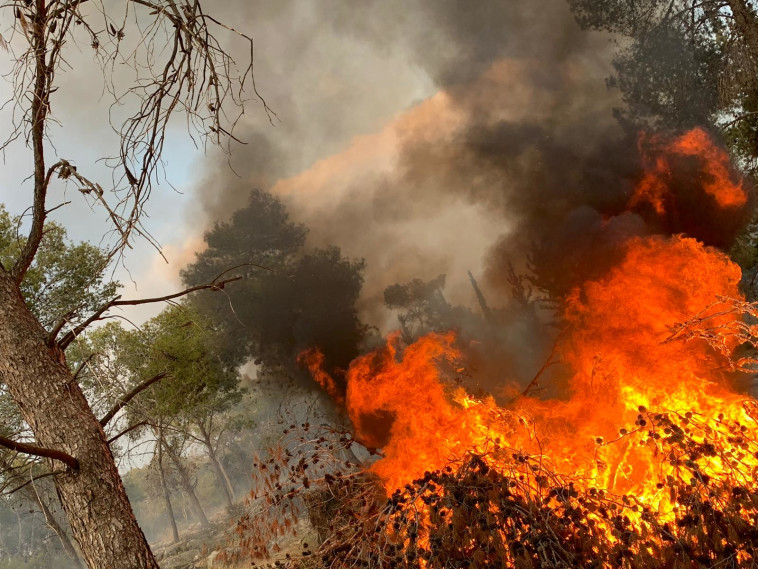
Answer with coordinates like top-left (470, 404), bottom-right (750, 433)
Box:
top-left (323, 447), bottom-right (757, 567)
top-left (228, 399), bottom-right (758, 568)
top-left (227, 128), bottom-right (758, 568)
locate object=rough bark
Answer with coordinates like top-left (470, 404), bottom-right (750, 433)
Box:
top-left (0, 270), bottom-right (159, 568)
top-left (727, 0), bottom-right (758, 58)
top-left (723, 1), bottom-right (758, 100)
top-left (161, 440), bottom-right (211, 529)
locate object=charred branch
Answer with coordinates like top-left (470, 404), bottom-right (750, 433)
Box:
top-left (515, 329), bottom-right (564, 401)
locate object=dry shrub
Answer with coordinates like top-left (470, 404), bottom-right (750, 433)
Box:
top-left (219, 422), bottom-right (364, 565)
top-left (315, 406), bottom-right (758, 569)
top-left (226, 404), bottom-right (758, 569)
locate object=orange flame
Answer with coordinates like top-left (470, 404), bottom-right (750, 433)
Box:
top-left (298, 348), bottom-right (345, 407)
top-left (345, 332), bottom-right (471, 489)
top-left (330, 234), bottom-right (758, 521)
top-left (304, 128), bottom-right (757, 521)
top-left (630, 127), bottom-right (746, 214)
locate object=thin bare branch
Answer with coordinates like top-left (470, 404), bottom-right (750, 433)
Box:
top-left (71, 353), bottom-right (96, 383)
top-left (4, 469), bottom-right (66, 497)
top-left (57, 275), bottom-right (241, 349)
top-left (107, 421), bottom-right (150, 445)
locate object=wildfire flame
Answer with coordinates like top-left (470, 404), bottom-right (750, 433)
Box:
top-left (630, 127), bottom-right (746, 214)
top-left (301, 128), bottom-right (757, 541)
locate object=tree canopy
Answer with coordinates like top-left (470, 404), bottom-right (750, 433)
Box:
top-left (567, 0), bottom-right (758, 173)
top-left (0, 206), bottom-right (119, 331)
top-left (182, 189), bottom-right (367, 381)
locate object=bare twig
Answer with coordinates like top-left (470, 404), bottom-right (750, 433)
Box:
top-left (71, 353), bottom-right (97, 383)
top-left (4, 469), bottom-right (66, 497)
top-left (57, 275), bottom-right (241, 349)
top-left (514, 330), bottom-right (565, 402)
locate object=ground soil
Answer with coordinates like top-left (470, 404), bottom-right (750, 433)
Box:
top-left (154, 511), bottom-right (319, 569)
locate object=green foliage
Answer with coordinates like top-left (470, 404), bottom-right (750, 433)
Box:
top-left (569, 0), bottom-right (726, 130)
top-left (76, 304), bottom-right (239, 427)
top-left (181, 188), bottom-right (307, 286)
top-left (724, 90), bottom-right (758, 170)
top-left (140, 304), bottom-right (240, 420)
top-left (612, 26), bottom-right (723, 130)
top-left (182, 189), bottom-right (367, 379)
top-left (568, 1), bottom-right (758, 169)
top-left (0, 205), bottom-right (119, 330)
top-left (384, 274), bottom-right (453, 340)
top-left (68, 322), bottom-right (133, 409)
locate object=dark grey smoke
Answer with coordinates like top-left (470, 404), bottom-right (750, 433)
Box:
top-left (189, 0), bottom-right (622, 302)
top-left (186, 1), bottom-right (750, 389)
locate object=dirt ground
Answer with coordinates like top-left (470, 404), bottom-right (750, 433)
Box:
top-left (154, 513), bottom-right (319, 569)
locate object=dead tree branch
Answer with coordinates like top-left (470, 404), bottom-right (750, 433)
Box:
top-left (56, 275), bottom-right (241, 350)
top-left (5, 0), bottom-right (272, 275)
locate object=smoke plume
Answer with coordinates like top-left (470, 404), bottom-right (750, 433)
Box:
top-left (187, 0), bottom-right (751, 387)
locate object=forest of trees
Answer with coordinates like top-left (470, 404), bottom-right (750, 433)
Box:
top-left (1, 1), bottom-right (758, 569)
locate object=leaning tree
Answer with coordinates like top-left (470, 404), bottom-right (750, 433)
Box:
top-left (0, 1), bottom-right (267, 567)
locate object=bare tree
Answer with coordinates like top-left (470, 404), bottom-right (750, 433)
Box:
top-left (0, 1), bottom-right (266, 567)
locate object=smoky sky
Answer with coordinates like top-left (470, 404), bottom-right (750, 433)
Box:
top-left (186, 0), bottom-right (749, 343)
top-left (188, 1), bottom-right (617, 314)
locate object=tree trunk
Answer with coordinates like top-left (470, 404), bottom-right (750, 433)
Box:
top-left (197, 423), bottom-right (235, 509)
top-left (0, 271), bottom-right (159, 568)
top-left (727, 0), bottom-right (758, 60)
top-left (156, 428), bottom-right (180, 544)
top-left (16, 510), bottom-right (22, 554)
top-left (161, 440), bottom-right (211, 528)
top-left (0, 510), bottom-right (6, 554)
top-left (25, 487), bottom-right (84, 569)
